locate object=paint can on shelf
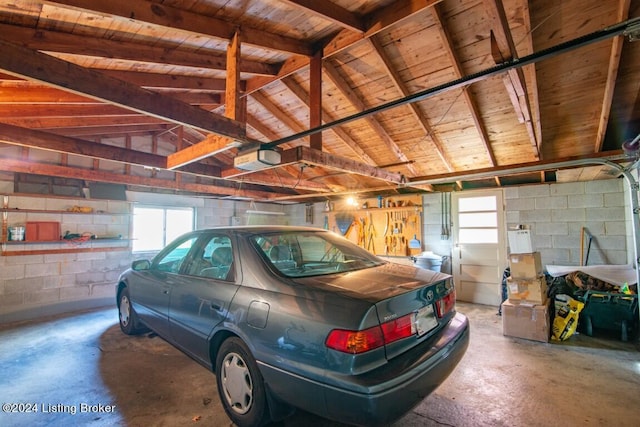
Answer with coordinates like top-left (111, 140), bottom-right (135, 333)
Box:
top-left (9, 226), bottom-right (25, 241)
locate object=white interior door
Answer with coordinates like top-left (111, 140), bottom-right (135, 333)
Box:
top-left (452, 190), bottom-right (506, 306)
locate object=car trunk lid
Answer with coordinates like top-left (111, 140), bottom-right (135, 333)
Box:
top-left (294, 263), bottom-right (456, 360)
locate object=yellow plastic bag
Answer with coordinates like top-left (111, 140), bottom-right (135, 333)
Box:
top-left (552, 294), bottom-right (585, 341)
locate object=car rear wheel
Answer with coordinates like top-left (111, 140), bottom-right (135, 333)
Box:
top-left (216, 337), bottom-right (269, 427)
top-left (118, 288), bottom-right (146, 335)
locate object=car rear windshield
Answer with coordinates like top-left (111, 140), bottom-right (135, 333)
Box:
top-left (250, 231), bottom-right (385, 277)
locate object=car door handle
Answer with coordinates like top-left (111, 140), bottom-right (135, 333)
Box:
top-left (211, 303), bottom-right (222, 311)
top-left (162, 288), bottom-right (170, 295)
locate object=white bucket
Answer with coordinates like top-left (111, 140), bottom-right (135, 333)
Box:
top-left (9, 226), bottom-right (25, 241)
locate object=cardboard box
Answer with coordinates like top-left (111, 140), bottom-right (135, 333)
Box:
top-left (508, 230), bottom-right (533, 254)
top-left (507, 276), bottom-right (548, 305)
top-left (502, 300), bottom-right (550, 343)
top-left (509, 252), bottom-right (543, 279)
top-left (25, 221), bottom-right (61, 242)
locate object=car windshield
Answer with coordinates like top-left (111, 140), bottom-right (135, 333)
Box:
top-left (251, 230), bottom-right (385, 278)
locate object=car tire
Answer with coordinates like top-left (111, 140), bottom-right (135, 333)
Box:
top-left (216, 337), bottom-right (270, 427)
top-left (118, 287), bottom-right (146, 335)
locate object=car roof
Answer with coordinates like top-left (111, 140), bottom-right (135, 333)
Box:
top-left (190, 225), bottom-right (330, 234)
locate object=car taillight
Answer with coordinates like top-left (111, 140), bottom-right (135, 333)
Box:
top-left (436, 290), bottom-right (456, 318)
top-left (325, 313), bottom-right (415, 354)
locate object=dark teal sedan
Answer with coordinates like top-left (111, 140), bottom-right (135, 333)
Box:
top-left (116, 226), bottom-right (469, 426)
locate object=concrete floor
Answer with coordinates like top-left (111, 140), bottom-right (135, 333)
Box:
top-left (1, 302), bottom-right (639, 427)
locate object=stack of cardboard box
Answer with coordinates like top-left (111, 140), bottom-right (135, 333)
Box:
top-left (502, 230), bottom-right (550, 342)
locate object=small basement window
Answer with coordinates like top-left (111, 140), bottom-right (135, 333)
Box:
top-left (132, 206), bottom-right (194, 252)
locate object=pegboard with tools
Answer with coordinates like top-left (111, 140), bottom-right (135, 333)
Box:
top-left (326, 195), bottom-right (423, 257)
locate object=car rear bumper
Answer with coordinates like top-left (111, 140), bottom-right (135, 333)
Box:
top-left (259, 311), bottom-right (470, 426)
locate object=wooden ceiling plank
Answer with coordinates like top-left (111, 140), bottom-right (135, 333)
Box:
top-left (99, 70), bottom-right (229, 92)
top-left (323, 60), bottom-right (419, 176)
top-left (251, 90), bottom-right (307, 142)
top-left (0, 39), bottom-right (247, 140)
top-left (2, 115), bottom-right (167, 129)
top-left (595, 0), bottom-right (631, 153)
top-left (0, 23), bottom-right (277, 76)
top-left (368, 36), bottom-right (454, 172)
top-left (244, 0), bottom-right (442, 95)
top-left (42, 0), bottom-right (313, 56)
top-left (282, 76), bottom-right (376, 164)
top-left (282, 0), bottom-right (365, 32)
top-left (483, 0), bottom-right (539, 158)
top-left (431, 5), bottom-right (496, 167)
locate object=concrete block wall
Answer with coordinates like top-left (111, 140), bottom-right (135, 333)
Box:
top-left (505, 178), bottom-right (630, 267)
top-left (1, 196), bottom-right (131, 323)
top-left (418, 179), bottom-right (632, 274)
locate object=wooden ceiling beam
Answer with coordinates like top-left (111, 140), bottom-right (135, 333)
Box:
top-left (220, 167), bottom-right (332, 193)
top-left (167, 29), bottom-right (245, 170)
top-left (0, 39), bottom-right (246, 141)
top-left (282, 76), bottom-right (376, 165)
top-left (0, 157), bottom-right (279, 199)
top-left (282, 0), bottom-right (365, 32)
top-left (0, 122), bottom-right (165, 168)
top-left (1, 115), bottom-right (168, 130)
top-left (595, 0), bottom-right (631, 152)
top-left (48, 125), bottom-right (169, 138)
top-left (244, 114), bottom-right (343, 191)
top-left (431, 5), bottom-right (496, 167)
top-left (368, 36), bottom-right (454, 172)
top-left (0, 23), bottom-right (277, 76)
top-left (309, 51), bottom-right (323, 150)
top-left (43, 0), bottom-right (312, 57)
top-left (323, 61), bottom-right (419, 176)
top-left (0, 104), bottom-right (135, 118)
top-left (0, 84), bottom-right (104, 104)
top-left (281, 146), bottom-right (404, 184)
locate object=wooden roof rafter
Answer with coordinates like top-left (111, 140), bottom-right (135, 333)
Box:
top-left (322, 60), bottom-right (420, 177)
top-left (430, 4), bottom-right (497, 168)
top-left (281, 76), bottom-right (377, 165)
top-left (595, 0), bottom-right (632, 153)
top-left (483, 0), bottom-right (540, 159)
top-left (367, 36), bottom-right (455, 172)
top-left (244, 0), bottom-right (446, 95)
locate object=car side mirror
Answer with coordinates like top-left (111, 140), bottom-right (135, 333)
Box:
top-left (131, 259), bottom-right (151, 271)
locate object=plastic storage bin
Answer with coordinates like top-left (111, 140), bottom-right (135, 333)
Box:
top-left (579, 290), bottom-right (638, 342)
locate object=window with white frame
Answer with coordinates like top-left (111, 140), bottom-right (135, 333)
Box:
top-left (132, 206), bottom-right (194, 252)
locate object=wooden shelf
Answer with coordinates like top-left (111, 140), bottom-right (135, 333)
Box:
top-left (1, 246), bottom-right (129, 256)
top-left (1, 208), bottom-right (128, 215)
top-left (1, 238), bottom-right (129, 245)
top-left (1, 195), bottom-right (132, 256)
top-left (330, 205), bottom-right (422, 214)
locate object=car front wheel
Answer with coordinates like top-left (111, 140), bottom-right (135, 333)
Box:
top-left (118, 288), bottom-right (146, 335)
top-left (216, 337), bottom-right (269, 427)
